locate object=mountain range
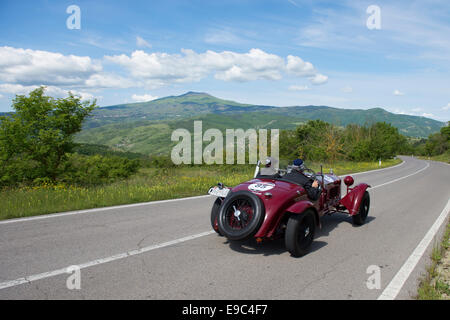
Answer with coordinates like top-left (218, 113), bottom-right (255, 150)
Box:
top-left (74, 92), bottom-right (445, 155)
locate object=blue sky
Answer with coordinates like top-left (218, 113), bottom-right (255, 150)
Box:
top-left (0, 0), bottom-right (449, 121)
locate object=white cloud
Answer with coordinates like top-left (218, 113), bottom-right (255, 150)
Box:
top-left (442, 103), bottom-right (450, 111)
top-left (393, 89), bottom-right (404, 96)
top-left (0, 83), bottom-right (38, 95)
top-left (0, 46), bottom-right (328, 98)
top-left (341, 86), bottom-right (353, 93)
top-left (0, 94), bottom-right (3, 98)
top-left (393, 109), bottom-right (409, 115)
top-left (106, 48), bottom-right (326, 86)
top-left (204, 29), bottom-right (242, 45)
top-left (310, 73), bottom-right (328, 85)
top-left (286, 55), bottom-right (315, 77)
top-left (0, 46), bottom-right (102, 86)
top-left (411, 107), bottom-right (422, 112)
top-left (84, 73), bottom-right (136, 89)
top-left (288, 85), bottom-right (309, 91)
top-left (287, 0), bottom-right (300, 8)
top-left (0, 46), bottom-right (138, 92)
top-left (214, 49), bottom-right (284, 81)
top-left (0, 83), bottom-right (95, 101)
top-left (106, 48), bottom-right (285, 84)
top-left (136, 36), bottom-right (152, 49)
top-left (422, 113), bottom-right (434, 118)
top-left (131, 94), bottom-right (158, 102)
top-left (294, 2), bottom-right (450, 65)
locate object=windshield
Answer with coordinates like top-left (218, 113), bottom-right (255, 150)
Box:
top-left (255, 157), bottom-right (311, 176)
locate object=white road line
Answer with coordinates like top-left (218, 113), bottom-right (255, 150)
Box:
top-left (0, 194), bottom-right (211, 225)
top-left (378, 198), bottom-right (450, 300)
top-left (347, 159), bottom-right (405, 177)
top-left (370, 161), bottom-right (430, 190)
top-left (0, 230), bottom-right (215, 290)
top-left (0, 159), bottom-right (406, 225)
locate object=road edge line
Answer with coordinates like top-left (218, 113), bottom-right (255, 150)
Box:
top-left (346, 158), bottom-right (405, 177)
top-left (377, 198), bottom-right (450, 300)
top-left (370, 161), bottom-right (430, 190)
top-left (0, 194), bottom-right (212, 225)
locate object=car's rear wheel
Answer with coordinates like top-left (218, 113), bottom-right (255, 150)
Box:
top-left (285, 210), bottom-right (316, 257)
top-left (210, 198), bottom-right (224, 236)
top-left (352, 191), bottom-right (370, 226)
top-left (217, 190), bottom-right (265, 241)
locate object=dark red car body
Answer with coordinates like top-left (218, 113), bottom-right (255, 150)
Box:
top-left (209, 165), bottom-right (370, 256)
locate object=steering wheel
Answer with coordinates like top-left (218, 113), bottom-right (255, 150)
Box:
top-left (302, 167), bottom-right (317, 179)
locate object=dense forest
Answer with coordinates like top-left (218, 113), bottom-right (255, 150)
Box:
top-left (280, 119), bottom-right (449, 162)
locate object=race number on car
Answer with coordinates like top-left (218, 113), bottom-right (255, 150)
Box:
top-left (248, 182), bottom-right (275, 193)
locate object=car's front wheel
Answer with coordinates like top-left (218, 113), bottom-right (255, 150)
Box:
top-left (352, 191), bottom-right (370, 226)
top-left (285, 210), bottom-right (316, 257)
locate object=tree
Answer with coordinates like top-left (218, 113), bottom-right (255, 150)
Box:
top-left (0, 87), bottom-right (96, 184)
top-left (323, 125), bottom-right (344, 164)
top-left (440, 123), bottom-right (450, 140)
top-left (279, 129), bottom-right (299, 161)
top-left (296, 120), bottom-right (330, 161)
top-left (367, 122), bottom-right (405, 160)
top-left (283, 120), bottom-right (409, 163)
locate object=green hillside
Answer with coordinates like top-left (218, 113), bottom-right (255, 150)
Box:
top-left (86, 91), bottom-right (266, 129)
top-left (75, 91), bottom-right (445, 155)
top-left (267, 106), bottom-right (442, 137)
top-left (76, 112), bottom-right (301, 155)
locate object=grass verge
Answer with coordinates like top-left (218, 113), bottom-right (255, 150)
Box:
top-left (0, 158), bottom-right (401, 221)
top-left (418, 151), bottom-right (450, 164)
top-left (416, 221), bottom-right (450, 300)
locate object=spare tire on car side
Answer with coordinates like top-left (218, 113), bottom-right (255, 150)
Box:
top-left (217, 190), bottom-right (265, 241)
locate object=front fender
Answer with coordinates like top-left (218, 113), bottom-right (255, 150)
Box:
top-left (340, 183), bottom-right (370, 215)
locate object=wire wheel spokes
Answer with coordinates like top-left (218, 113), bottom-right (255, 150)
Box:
top-left (225, 198), bottom-right (254, 230)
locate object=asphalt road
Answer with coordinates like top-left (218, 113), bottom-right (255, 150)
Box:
top-left (0, 156), bottom-right (449, 300)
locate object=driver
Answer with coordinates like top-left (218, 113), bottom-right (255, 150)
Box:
top-left (283, 159), bottom-right (321, 201)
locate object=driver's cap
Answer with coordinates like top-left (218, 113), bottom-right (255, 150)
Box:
top-left (293, 159), bottom-right (303, 166)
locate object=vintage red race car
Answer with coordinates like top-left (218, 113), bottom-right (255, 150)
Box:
top-left (208, 158), bottom-right (370, 257)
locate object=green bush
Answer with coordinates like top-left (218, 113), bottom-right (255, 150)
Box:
top-left (148, 155), bottom-right (177, 168)
top-left (59, 153), bottom-right (140, 185)
top-left (73, 143), bottom-right (147, 160)
top-left (0, 87), bottom-right (96, 185)
top-left (280, 120), bottom-right (409, 162)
